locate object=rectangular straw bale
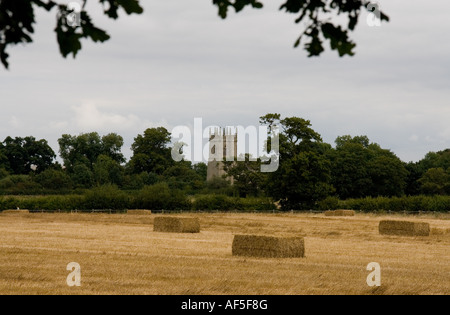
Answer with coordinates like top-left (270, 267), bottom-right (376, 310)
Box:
top-left (127, 210), bottom-right (152, 215)
top-left (325, 210), bottom-right (355, 217)
top-left (1, 209), bottom-right (30, 214)
top-left (153, 216), bottom-right (200, 233)
top-left (232, 235), bottom-right (305, 258)
top-left (379, 220), bottom-right (430, 236)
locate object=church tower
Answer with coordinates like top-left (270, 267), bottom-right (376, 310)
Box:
top-left (206, 127), bottom-right (237, 182)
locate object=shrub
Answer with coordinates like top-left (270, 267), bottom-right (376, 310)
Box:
top-left (339, 195), bottom-right (450, 212)
top-left (83, 185), bottom-right (129, 210)
top-left (316, 196), bottom-right (340, 210)
top-left (192, 194), bottom-right (238, 211)
top-left (133, 183), bottom-right (191, 210)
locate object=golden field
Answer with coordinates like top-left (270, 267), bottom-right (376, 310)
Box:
top-left (0, 212), bottom-right (449, 295)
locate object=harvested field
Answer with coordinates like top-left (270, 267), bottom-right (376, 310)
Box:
top-left (0, 212), bottom-right (448, 295)
top-left (1, 210), bottom-right (30, 214)
top-left (127, 210), bottom-right (152, 215)
top-left (325, 210), bottom-right (355, 217)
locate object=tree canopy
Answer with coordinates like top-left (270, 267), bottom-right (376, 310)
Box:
top-left (0, 118), bottom-right (447, 203)
top-left (1, 0), bottom-right (389, 69)
top-left (0, 136), bottom-right (56, 174)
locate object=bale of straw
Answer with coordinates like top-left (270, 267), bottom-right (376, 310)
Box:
top-left (324, 210), bottom-right (355, 217)
top-left (1, 209), bottom-right (30, 214)
top-left (379, 220), bottom-right (430, 236)
top-left (232, 235), bottom-right (305, 258)
top-left (153, 216), bottom-right (200, 233)
top-left (127, 210), bottom-right (152, 215)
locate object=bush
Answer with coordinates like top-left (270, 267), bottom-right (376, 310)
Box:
top-left (192, 195), bottom-right (276, 211)
top-left (192, 194), bottom-right (238, 211)
top-left (0, 175), bottom-right (42, 194)
top-left (0, 194), bottom-right (85, 211)
top-left (133, 183), bottom-right (191, 210)
top-left (35, 168), bottom-right (72, 191)
top-left (83, 185), bottom-right (129, 210)
top-left (316, 196), bottom-right (340, 210)
top-left (338, 195), bottom-right (450, 212)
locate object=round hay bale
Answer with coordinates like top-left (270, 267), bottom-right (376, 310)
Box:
top-left (379, 220), bottom-right (430, 236)
top-left (127, 210), bottom-right (152, 215)
top-left (153, 216), bottom-right (200, 233)
top-left (232, 235), bottom-right (305, 258)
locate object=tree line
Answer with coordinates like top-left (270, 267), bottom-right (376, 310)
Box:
top-left (0, 113), bottom-right (449, 210)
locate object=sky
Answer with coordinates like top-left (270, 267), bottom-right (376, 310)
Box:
top-left (1, 0), bottom-right (449, 163)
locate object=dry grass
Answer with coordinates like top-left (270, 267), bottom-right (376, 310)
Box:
top-left (1, 210), bottom-right (30, 214)
top-left (379, 220), bottom-right (430, 236)
top-left (127, 210), bottom-right (152, 215)
top-left (325, 210), bottom-right (355, 217)
top-left (0, 212), bottom-right (448, 295)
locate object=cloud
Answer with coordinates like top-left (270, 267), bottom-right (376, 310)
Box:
top-left (71, 102), bottom-right (145, 132)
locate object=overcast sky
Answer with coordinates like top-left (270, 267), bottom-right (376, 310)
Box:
top-left (1, 0), bottom-right (449, 163)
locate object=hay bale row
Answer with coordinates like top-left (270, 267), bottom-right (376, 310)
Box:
top-left (324, 210), bottom-right (355, 217)
top-left (127, 210), bottom-right (152, 215)
top-left (379, 220), bottom-right (430, 236)
top-left (1, 209), bottom-right (30, 214)
top-left (153, 216), bottom-right (200, 233)
top-left (232, 235), bottom-right (305, 258)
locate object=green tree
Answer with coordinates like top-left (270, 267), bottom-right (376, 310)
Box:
top-left (70, 162), bottom-right (94, 188)
top-left (404, 149), bottom-right (450, 195)
top-left (330, 135), bottom-right (408, 198)
top-left (260, 113), bottom-right (334, 210)
top-left (223, 154), bottom-right (267, 197)
top-left (35, 167), bottom-right (72, 191)
top-left (328, 137), bottom-right (373, 199)
top-left (128, 127), bottom-right (174, 175)
top-left (58, 132), bottom-right (125, 171)
top-left (0, 0), bottom-right (143, 69)
top-left (417, 150), bottom-right (450, 173)
top-left (1, 1), bottom-right (389, 69)
top-left (93, 154), bottom-right (124, 186)
top-left (330, 135), bottom-right (408, 199)
top-left (1, 136), bottom-right (56, 174)
top-left (418, 168), bottom-right (450, 196)
top-left (404, 161), bottom-right (423, 196)
top-left (367, 150), bottom-right (408, 197)
top-left (162, 161), bottom-right (204, 192)
top-left (193, 162), bottom-right (208, 180)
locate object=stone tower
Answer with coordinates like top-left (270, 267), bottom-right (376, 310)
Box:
top-left (206, 127), bottom-right (237, 182)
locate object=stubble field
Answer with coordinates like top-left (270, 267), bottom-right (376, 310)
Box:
top-left (0, 211), bottom-right (449, 295)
